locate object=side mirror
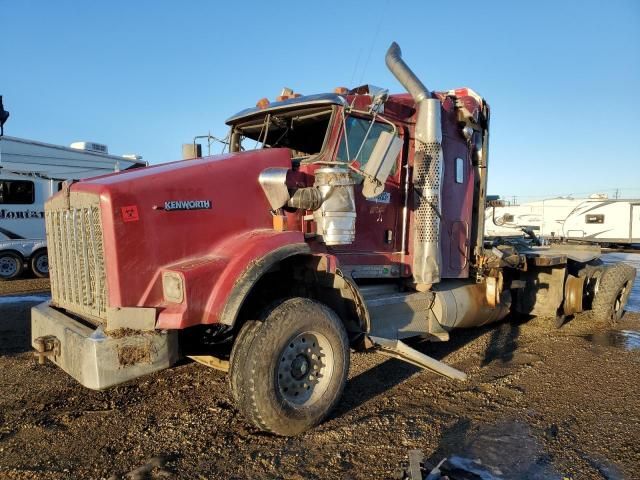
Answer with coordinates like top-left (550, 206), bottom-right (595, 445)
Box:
top-left (361, 131), bottom-right (402, 198)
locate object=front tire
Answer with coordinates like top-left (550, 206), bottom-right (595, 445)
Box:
top-left (229, 297), bottom-right (349, 436)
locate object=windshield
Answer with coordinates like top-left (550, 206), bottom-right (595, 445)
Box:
top-left (337, 115), bottom-right (395, 174)
top-left (231, 107), bottom-right (332, 160)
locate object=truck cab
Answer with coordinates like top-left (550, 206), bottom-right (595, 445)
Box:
top-left (226, 84), bottom-right (481, 282)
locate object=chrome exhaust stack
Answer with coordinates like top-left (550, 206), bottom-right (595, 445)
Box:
top-left (385, 42), bottom-right (429, 103)
top-left (385, 42), bottom-right (443, 286)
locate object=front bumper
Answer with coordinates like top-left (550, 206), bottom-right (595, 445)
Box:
top-left (31, 302), bottom-right (179, 390)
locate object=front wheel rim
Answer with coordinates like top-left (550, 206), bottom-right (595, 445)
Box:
top-left (0, 257), bottom-right (18, 277)
top-left (277, 331), bottom-right (334, 406)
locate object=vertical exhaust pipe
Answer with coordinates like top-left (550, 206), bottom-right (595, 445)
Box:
top-left (385, 42), bottom-right (429, 103)
top-left (385, 42), bottom-right (443, 287)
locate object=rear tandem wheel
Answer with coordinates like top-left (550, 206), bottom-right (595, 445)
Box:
top-left (578, 262), bottom-right (636, 327)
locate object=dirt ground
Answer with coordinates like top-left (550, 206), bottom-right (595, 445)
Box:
top-left (1, 278), bottom-right (639, 480)
top-left (0, 278), bottom-right (50, 297)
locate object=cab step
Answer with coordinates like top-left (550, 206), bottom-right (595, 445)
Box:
top-left (369, 335), bottom-right (467, 381)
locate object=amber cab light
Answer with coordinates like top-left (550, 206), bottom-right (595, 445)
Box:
top-left (256, 98), bottom-right (270, 109)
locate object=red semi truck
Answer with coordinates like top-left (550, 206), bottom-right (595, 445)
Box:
top-left (32, 43), bottom-right (635, 435)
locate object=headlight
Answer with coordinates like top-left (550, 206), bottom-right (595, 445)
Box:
top-left (162, 271), bottom-right (184, 304)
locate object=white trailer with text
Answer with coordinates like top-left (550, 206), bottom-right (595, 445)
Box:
top-left (0, 135), bottom-right (145, 279)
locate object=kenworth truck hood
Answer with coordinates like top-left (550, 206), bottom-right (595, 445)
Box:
top-left (47, 148), bottom-right (293, 314)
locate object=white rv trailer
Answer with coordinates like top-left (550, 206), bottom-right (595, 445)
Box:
top-left (485, 196), bottom-right (640, 246)
top-left (0, 136), bottom-right (145, 279)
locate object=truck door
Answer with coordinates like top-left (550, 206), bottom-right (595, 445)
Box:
top-left (439, 137), bottom-right (473, 278)
top-left (331, 116), bottom-right (405, 268)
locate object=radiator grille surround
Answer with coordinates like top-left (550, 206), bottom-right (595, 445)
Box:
top-left (45, 197), bottom-right (107, 321)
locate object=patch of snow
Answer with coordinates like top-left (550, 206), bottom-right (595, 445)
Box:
top-left (0, 294), bottom-right (51, 305)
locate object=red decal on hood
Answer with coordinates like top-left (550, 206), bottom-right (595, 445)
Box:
top-left (121, 205), bottom-right (139, 222)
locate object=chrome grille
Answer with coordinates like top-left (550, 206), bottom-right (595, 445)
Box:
top-left (45, 201), bottom-right (107, 320)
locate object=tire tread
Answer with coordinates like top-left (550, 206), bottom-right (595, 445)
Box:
top-left (587, 263), bottom-right (636, 327)
top-left (230, 297), bottom-right (349, 436)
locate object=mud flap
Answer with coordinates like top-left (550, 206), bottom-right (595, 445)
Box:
top-left (369, 335), bottom-right (467, 381)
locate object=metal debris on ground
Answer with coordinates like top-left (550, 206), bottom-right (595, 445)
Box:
top-left (403, 450), bottom-right (505, 480)
top-left (107, 455), bottom-right (175, 480)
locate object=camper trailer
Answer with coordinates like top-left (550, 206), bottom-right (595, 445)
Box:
top-left (562, 199), bottom-right (640, 245)
top-left (0, 136), bottom-right (145, 279)
top-left (485, 196), bottom-right (640, 246)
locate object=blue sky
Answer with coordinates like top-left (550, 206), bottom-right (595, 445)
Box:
top-left (2, 0), bottom-right (639, 201)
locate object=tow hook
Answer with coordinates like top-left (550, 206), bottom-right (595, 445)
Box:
top-left (33, 335), bottom-right (61, 365)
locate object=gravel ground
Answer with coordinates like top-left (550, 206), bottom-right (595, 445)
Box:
top-left (1, 278), bottom-right (639, 479)
top-left (0, 278), bottom-right (49, 296)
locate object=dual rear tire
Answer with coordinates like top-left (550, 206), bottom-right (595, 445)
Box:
top-left (229, 297), bottom-right (350, 436)
top-left (573, 262), bottom-right (636, 328)
top-left (587, 263), bottom-right (635, 326)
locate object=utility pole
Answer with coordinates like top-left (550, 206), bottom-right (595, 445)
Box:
top-left (614, 188), bottom-right (620, 199)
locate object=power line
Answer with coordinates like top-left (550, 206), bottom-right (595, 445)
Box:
top-left (357, 0), bottom-right (389, 85)
top-left (349, 48), bottom-right (363, 87)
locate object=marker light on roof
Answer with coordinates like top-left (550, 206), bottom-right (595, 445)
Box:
top-left (256, 98), bottom-right (270, 109)
top-left (276, 93), bottom-right (302, 101)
